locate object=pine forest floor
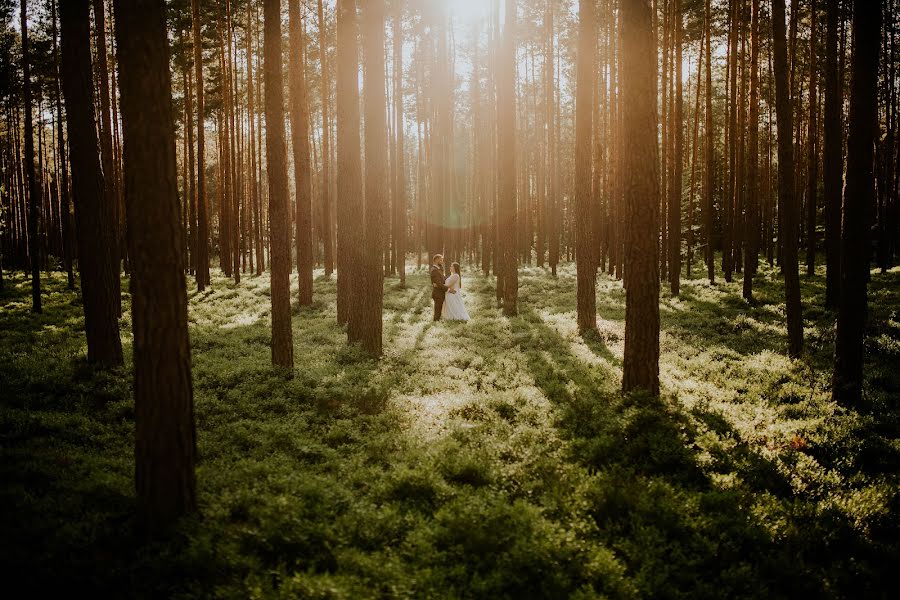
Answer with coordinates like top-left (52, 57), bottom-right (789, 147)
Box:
top-left (1, 258), bottom-right (899, 598)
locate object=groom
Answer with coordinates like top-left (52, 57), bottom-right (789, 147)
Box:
top-left (430, 254), bottom-right (455, 321)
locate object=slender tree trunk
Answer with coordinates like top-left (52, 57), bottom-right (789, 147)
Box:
top-left (20, 0), bottom-right (41, 312)
top-left (621, 0), bottom-right (660, 396)
top-left (669, 0), bottom-right (683, 295)
top-left (772, 0), bottom-right (804, 358)
top-left (263, 0), bottom-right (295, 368)
top-left (51, 0), bottom-right (74, 290)
top-left (60, 0), bottom-right (123, 368)
top-left (289, 0), bottom-right (313, 306)
top-left (743, 0), bottom-right (760, 300)
top-left (192, 0), bottom-right (210, 290)
top-left (806, 0), bottom-right (818, 276)
top-left (498, 0), bottom-right (518, 315)
top-left (114, 0), bottom-right (197, 537)
top-left (823, 0), bottom-right (842, 307)
top-left (833, 0), bottom-right (881, 406)
top-left (574, 0), bottom-right (596, 331)
top-left (316, 0), bottom-right (334, 278)
top-left (393, 0), bottom-right (406, 285)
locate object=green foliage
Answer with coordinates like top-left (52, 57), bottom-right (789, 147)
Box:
top-left (1, 261), bottom-right (899, 598)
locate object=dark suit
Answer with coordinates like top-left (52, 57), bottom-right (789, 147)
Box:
top-left (431, 264), bottom-right (447, 321)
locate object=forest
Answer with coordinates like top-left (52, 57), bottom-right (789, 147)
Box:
top-left (1, 0), bottom-right (898, 597)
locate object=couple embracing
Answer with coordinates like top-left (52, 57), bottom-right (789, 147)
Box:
top-left (430, 255), bottom-right (470, 322)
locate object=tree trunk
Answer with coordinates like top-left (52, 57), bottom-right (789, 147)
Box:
top-left (743, 0), bottom-right (760, 300)
top-left (60, 0), bottom-right (123, 368)
top-left (621, 0), bottom-right (660, 397)
top-left (358, 0), bottom-right (387, 356)
top-left (20, 0), bottom-right (41, 313)
top-left (113, 0), bottom-right (197, 536)
top-left (393, 1), bottom-right (406, 285)
top-left (833, 0), bottom-right (881, 406)
top-left (263, 0), bottom-right (295, 368)
top-left (574, 0), bottom-right (596, 332)
top-left (772, 0), bottom-right (804, 358)
top-left (669, 0), bottom-right (683, 295)
top-left (289, 0), bottom-right (313, 306)
top-left (806, 0), bottom-right (818, 276)
top-left (498, 0), bottom-right (518, 316)
top-left (336, 0), bottom-right (364, 328)
top-left (191, 0), bottom-right (210, 290)
top-left (823, 0), bottom-right (842, 308)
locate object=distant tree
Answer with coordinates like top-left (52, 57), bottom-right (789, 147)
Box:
top-left (823, 0), bottom-right (842, 308)
top-left (59, 0), bottom-right (123, 368)
top-left (833, 0), bottom-right (881, 406)
top-left (743, 0), bottom-right (760, 301)
top-left (20, 0), bottom-right (40, 312)
top-left (191, 0), bottom-right (210, 291)
top-left (392, 0), bottom-right (406, 286)
top-left (703, 0), bottom-right (715, 285)
top-left (806, 0), bottom-right (818, 276)
top-left (263, 0), bottom-right (294, 368)
top-left (771, 0), bottom-right (804, 358)
top-left (669, 0), bottom-right (683, 296)
top-left (574, 0), bottom-right (595, 332)
top-left (317, 0), bottom-right (334, 277)
top-left (621, 0), bottom-right (660, 396)
top-left (288, 0), bottom-right (313, 306)
top-left (114, 0), bottom-right (197, 535)
top-left (497, 0), bottom-right (518, 316)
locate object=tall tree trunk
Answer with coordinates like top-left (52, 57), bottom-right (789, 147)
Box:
top-left (574, 0), bottom-right (596, 331)
top-left (823, 0), bottom-right (842, 307)
top-left (263, 0), bottom-right (295, 368)
top-left (114, 0), bottom-right (197, 536)
top-left (772, 0), bottom-right (804, 358)
top-left (51, 0), bottom-right (75, 290)
top-left (621, 0), bottom-right (660, 396)
top-left (833, 0), bottom-right (881, 406)
top-left (669, 0), bottom-right (683, 295)
top-left (357, 0), bottom-right (387, 356)
top-left (743, 0), bottom-right (760, 300)
top-left (20, 0), bottom-right (41, 312)
top-left (498, 0), bottom-right (518, 316)
top-left (317, 0), bottom-right (334, 277)
top-left (336, 0), bottom-right (364, 327)
top-left (289, 0), bottom-right (313, 306)
top-left (393, 0), bottom-right (406, 286)
top-left (60, 0), bottom-right (123, 368)
top-left (806, 0), bottom-right (818, 276)
top-left (92, 0), bottom-right (121, 314)
top-left (192, 0), bottom-right (210, 290)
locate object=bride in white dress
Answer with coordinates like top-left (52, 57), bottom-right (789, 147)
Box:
top-left (441, 262), bottom-right (470, 322)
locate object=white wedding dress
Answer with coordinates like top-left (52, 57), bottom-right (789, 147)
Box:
top-left (441, 273), bottom-right (470, 321)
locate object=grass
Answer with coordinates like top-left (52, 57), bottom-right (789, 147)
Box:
top-left (1, 256), bottom-right (898, 598)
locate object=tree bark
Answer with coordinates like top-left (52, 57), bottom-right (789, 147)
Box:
top-left (772, 0), bottom-right (804, 358)
top-left (357, 0), bottom-right (388, 356)
top-left (191, 0), bottom-right (210, 290)
top-left (336, 0), bottom-right (364, 328)
top-left (621, 0), bottom-right (660, 396)
top-left (289, 0), bottom-right (313, 306)
top-left (743, 0), bottom-right (760, 300)
top-left (498, 0), bottom-right (518, 315)
top-left (833, 0), bottom-right (881, 406)
top-left (113, 0), bottom-right (197, 536)
top-left (823, 0), bottom-right (842, 308)
top-left (263, 0), bottom-right (295, 368)
top-left (806, 0), bottom-right (818, 276)
top-left (574, 0), bottom-right (596, 331)
top-left (60, 0), bottom-right (123, 368)
top-left (20, 0), bottom-right (41, 312)
top-left (669, 0), bottom-right (683, 295)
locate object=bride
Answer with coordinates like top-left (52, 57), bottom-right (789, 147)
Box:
top-left (441, 262), bottom-right (470, 322)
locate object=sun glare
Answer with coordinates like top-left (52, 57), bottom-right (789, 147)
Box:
top-left (445, 0), bottom-right (490, 22)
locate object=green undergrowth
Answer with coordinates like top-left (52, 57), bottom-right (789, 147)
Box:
top-left (1, 257), bottom-right (898, 598)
